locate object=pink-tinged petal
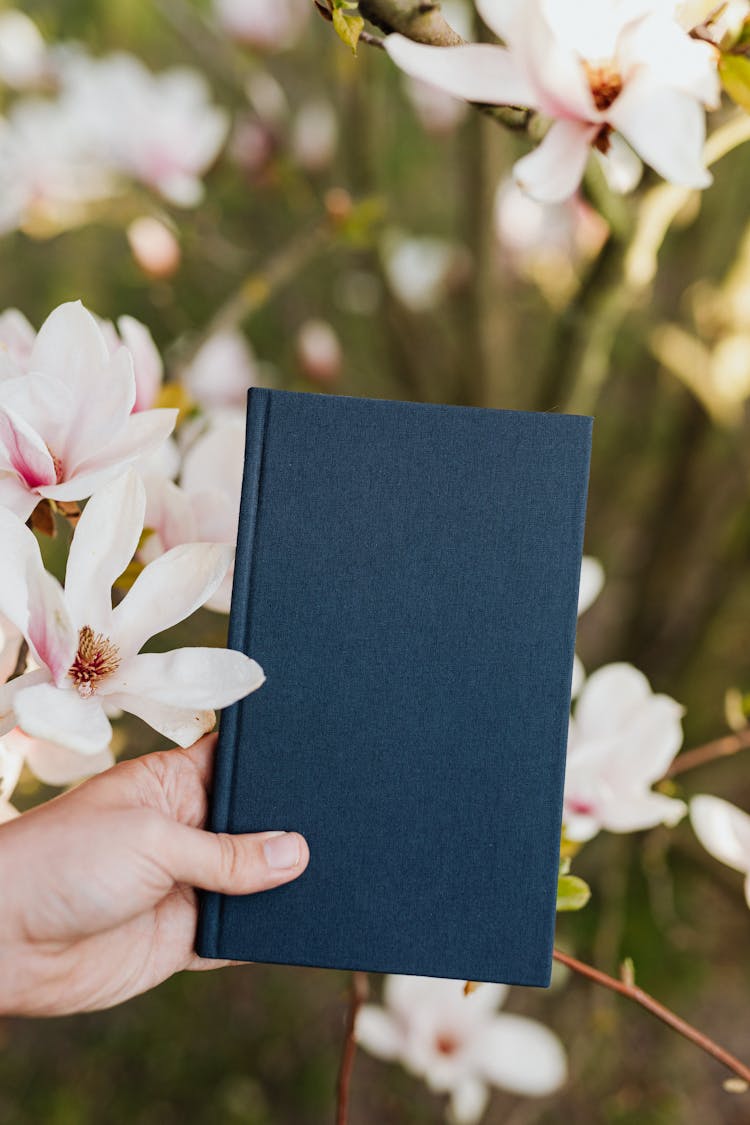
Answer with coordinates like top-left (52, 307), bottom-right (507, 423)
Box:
top-left (102, 648), bottom-right (264, 709)
top-left (515, 5), bottom-right (597, 120)
top-left (13, 681), bottom-right (112, 754)
top-left (181, 419), bottom-right (244, 518)
top-left (690, 795), bottom-right (750, 874)
top-left (65, 469), bottom-right (146, 635)
top-left (0, 405), bottom-right (56, 488)
top-left (578, 556), bottom-right (604, 615)
top-left (449, 1078), bottom-right (489, 1125)
top-left (111, 542), bottom-right (233, 655)
top-left (0, 668), bottom-right (51, 737)
top-left (354, 1006), bottom-right (403, 1060)
top-left (63, 345), bottom-right (136, 472)
top-left (562, 807), bottom-right (601, 842)
top-left (0, 505), bottom-right (45, 637)
top-left (27, 569), bottom-right (77, 684)
top-left (513, 120), bottom-right (598, 203)
top-left (7, 728), bottom-right (114, 786)
top-left (28, 300), bottom-right (109, 398)
top-left (608, 77), bottom-right (711, 189)
top-left (105, 690), bottom-right (215, 747)
top-left (385, 36), bottom-right (538, 108)
top-left (0, 372), bottom-right (76, 458)
top-left (0, 471), bottom-right (36, 520)
top-left (116, 315), bottom-right (163, 412)
top-left (602, 789), bottom-right (687, 833)
top-left (475, 1014), bottom-right (567, 1094)
top-left (39, 409), bottom-right (177, 502)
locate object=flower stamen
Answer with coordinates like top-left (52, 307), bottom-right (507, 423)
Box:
top-left (69, 625), bottom-right (120, 697)
top-left (583, 62), bottom-right (623, 112)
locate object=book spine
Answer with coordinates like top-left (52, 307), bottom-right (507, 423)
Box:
top-left (195, 386), bottom-right (271, 959)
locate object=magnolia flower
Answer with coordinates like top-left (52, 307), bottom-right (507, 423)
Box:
top-left (402, 0), bottom-right (472, 135)
top-left (571, 555), bottom-right (604, 697)
top-left (143, 418), bottom-right (244, 613)
top-left (0, 739), bottom-right (22, 822)
top-left (291, 100), bottom-right (338, 173)
top-left (385, 0), bottom-right (720, 202)
top-left (296, 319), bottom-right (343, 385)
top-left (0, 300), bottom-right (176, 521)
top-left (356, 975), bottom-right (567, 1124)
top-left (181, 330), bottom-right (258, 411)
top-left (564, 663), bottom-right (687, 841)
top-left (61, 53), bottom-right (229, 206)
top-left (690, 795), bottom-right (750, 907)
top-left (214, 0), bottom-right (310, 51)
top-left (0, 10), bottom-right (48, 91)
top-left (0, 470), bottom-right (263, 753)
top-left (127, 216), bottom-right (181, 279)
top-left (0, 308), bottom-right (35, 376)
top-left (382, 233), bottom-right (468, 312)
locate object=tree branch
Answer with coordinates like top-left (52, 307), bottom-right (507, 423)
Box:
top-left (336, 971), bottom-right (369, 1125)
top-left (665, 726), bottom-right (750, 778)
top-left (553, 948), bottom-right (750, 1088)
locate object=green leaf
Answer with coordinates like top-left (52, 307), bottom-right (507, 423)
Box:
top-left (556, 873), bottom-right (591, 912)
top-left (720, 53), bottom-right (750, 113)
top-left (332, 2), bottom-right (364, 54)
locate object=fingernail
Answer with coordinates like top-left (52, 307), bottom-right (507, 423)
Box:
top-left (263, 832), bottom-right (300, 869)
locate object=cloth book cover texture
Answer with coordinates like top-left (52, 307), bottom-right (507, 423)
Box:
top-left (196, 389), bottom-right (592, 987)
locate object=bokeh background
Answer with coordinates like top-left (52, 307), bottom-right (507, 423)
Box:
top-left (2, 1), bottom-right (750, 1122)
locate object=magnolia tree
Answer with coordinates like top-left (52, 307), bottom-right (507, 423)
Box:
top-left (2, 1), bottom-right (750, 1122)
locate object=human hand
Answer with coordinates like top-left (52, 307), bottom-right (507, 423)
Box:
top-left (0, 734), bottom-right (309, 1016)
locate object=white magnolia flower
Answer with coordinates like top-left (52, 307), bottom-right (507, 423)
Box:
top-left (296, 319), bottom-right (343, 385)
top-left (291, 100), bottom-right (338, 173)
top-left (382, 233), bottom-right (467, 312)
top-left (61, 53), bottom-right (229, 206)
top-left (690, 795), bottom-right (750, 907)
top-left (181, 330), bottom-right (259, 411)
top-left (143, 417), bottom-right (244, 614)
top-left (386, 0), bottom-right (720, 202)
top-left (571, 555), bottom-right (605, 697)
top-left (214, 0), bottom-right (310, 51)
top-left (356, 975), bottom-right (567, 1124)
top-left (564, 663), bottom-right (687, 842)
top-left (0, 300), bottom-right (176, 521)
top-left (0, 469), bottom-right (263, 753)
top-left (0, 739), bottom-right (22, 822)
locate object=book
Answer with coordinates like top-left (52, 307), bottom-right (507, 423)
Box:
top-left (196, 389), bottom-right (592, 987)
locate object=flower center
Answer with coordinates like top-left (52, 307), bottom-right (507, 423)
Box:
top-left (583, 62), bottom-right (623, 112)
top-left (69, 625), bottom-right (121, 697)
top-left (45, 445), bottom-right (65, 484)
top-left (435, 1033), bottom-right (460, 1056)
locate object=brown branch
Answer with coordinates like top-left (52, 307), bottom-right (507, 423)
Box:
top-left (336, 971), bottom-right (369, 1125)
top-left (665, 727), bottom-right (750, 778)
top-left (553, 948), bottom-right (750, 1087)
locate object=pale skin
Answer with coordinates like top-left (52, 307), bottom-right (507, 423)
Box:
top-left (0, 734), bottom-right (310, 1017)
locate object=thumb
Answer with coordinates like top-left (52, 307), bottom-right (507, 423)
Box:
top-left (163, 823), bottom-right (310, 894)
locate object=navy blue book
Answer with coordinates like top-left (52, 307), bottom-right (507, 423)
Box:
top-left (196, 389), bottom-right (592, 987)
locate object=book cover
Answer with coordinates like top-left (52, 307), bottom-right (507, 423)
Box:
top-left (196, 389), bottom-right (592, 987)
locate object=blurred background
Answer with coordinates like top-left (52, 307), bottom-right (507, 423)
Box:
top-left (2, 0), bottom-right (750, 1122)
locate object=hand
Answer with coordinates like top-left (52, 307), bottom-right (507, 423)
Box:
top-left (0, 734), bottom-right (309, 1016)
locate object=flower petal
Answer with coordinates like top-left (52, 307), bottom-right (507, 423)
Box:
top-left (475, 1013), bottom-right (567, 1095)
top-left (354, 1005), bottom-right (403, 1060)
top-left (476, 0), bottom-right (523, 40)
top-left (0, 470), bottom-right (36, 519)
top-left (13, 681), bottom-right (112, 754)
top-left (0, 668), bottom-right (51, 736)
top-left (15, 731), bottom-right (115, 786)
top-left (578, 556), bottom-right (604, 615)
top-left (111, 542), bottom-right (233, 655)
top-left (28, 300), bottom-right (109, 398)
top-left (603, 789), bottom-right (687, 833)
top-left (575, 663), bottom-right (654, 739)
top-left (385, 36), bottom-right (537, 108)
top-left (117, 315), bottom-right (163, 412)
top-left (65, 469), bottom-right (146, 634)
top-left (450, 1077), bottom-right (489, 1125)
top-left (0, 404), bottom-right (56, 487)
top-left (40, 409), bottom-right (177, 502)
top-left (513, 120), bottom-right (597, 203)
top-left (609, 76), bottom-right (711, 189)
top-left (105, 691), bottom-right (215, 748)
top-left (63, 345), bottom-right (136, 473)
top-left (102, 648), bottom-right (264, 709)
top-left (28, 569), bottom-right (78, 684)
top-left (690, 795), bottom-right (750, 874)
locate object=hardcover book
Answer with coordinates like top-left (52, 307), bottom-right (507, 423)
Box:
top-left (196, 389), bottom-right (592, 987)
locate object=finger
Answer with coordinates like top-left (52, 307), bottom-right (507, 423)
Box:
top-left (162, 824), bottom-right (310, 895)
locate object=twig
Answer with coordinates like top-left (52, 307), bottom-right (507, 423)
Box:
top-left (553, 948), bottom-right (750, 1086)
top-left (666, 727), bottom-right (750, 778)
top-left (336, 971), bottom-right (369, 1125)
top-left (11, 640), bottom-right (28, 682)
